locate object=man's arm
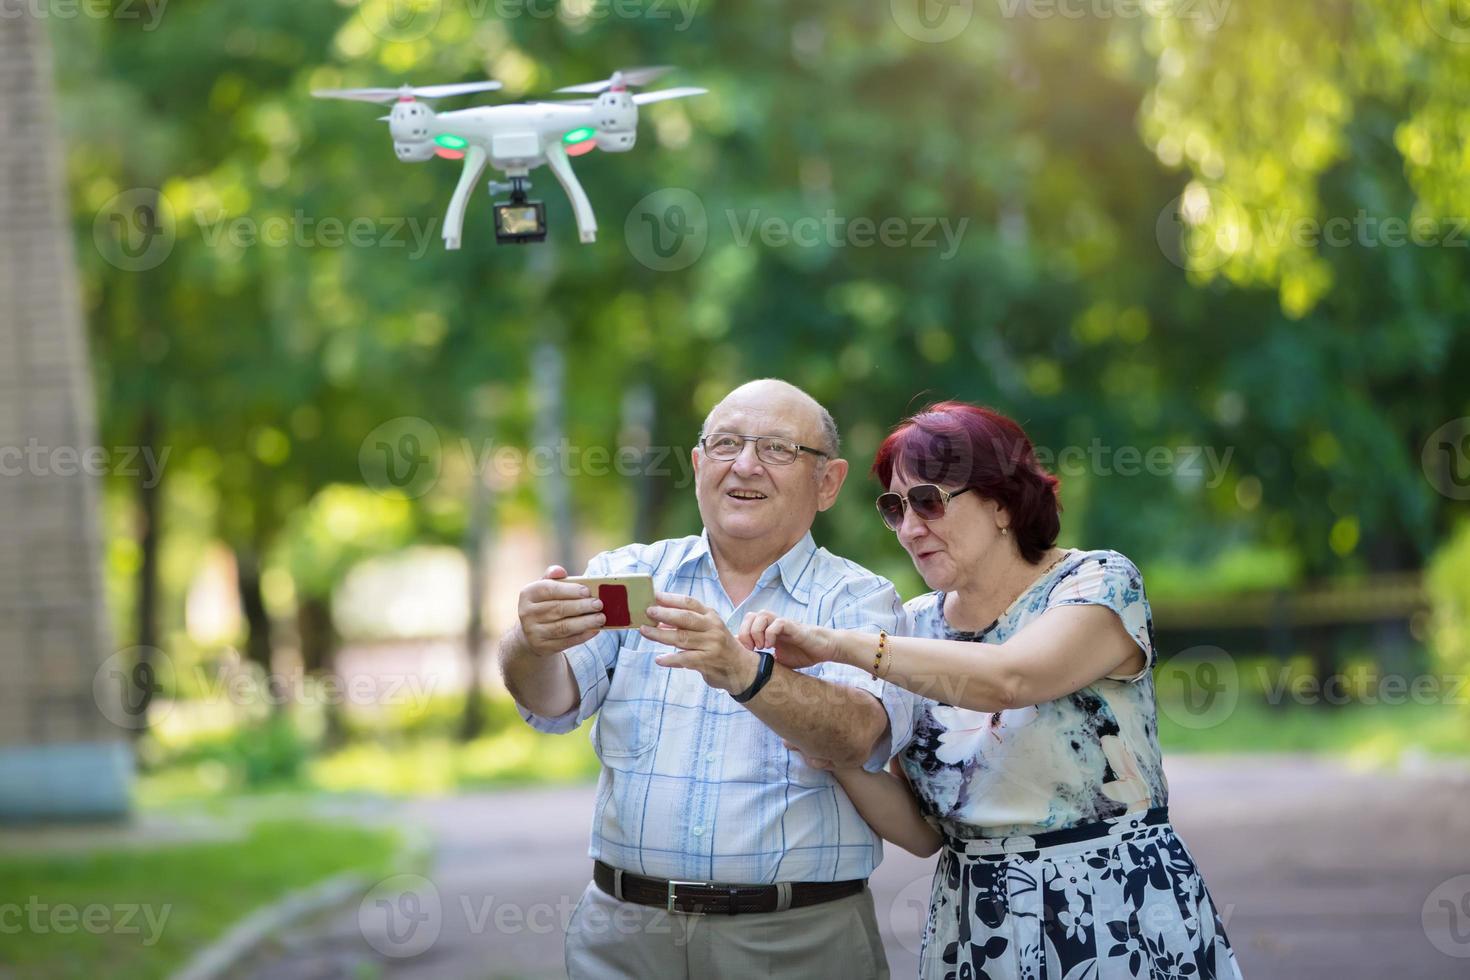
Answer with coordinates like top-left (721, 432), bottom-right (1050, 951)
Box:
top-left (496, 565), bottom-right (608, 723)
top-left (639, 593), bottom-right (890, 769)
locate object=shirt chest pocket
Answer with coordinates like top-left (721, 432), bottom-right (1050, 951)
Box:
top-left (591, 639), bottom-right (664, 766)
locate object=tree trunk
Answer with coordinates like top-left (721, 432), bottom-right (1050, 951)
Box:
top-left (459, 468), bottom-right (493, 742)
top-left (297, 595), bottom-right (343, 746)
top-left (236, 545), bottom-right (274, 672)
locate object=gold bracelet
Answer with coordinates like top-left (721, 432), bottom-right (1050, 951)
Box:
top-left (872, 630), bottom-right (888, 676)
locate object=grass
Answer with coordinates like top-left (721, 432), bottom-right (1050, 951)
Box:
top-left (0, 818), bottom-right (401, 980)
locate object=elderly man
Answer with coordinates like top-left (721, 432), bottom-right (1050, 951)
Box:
top-left (498, 379), bottom-right (909, 978)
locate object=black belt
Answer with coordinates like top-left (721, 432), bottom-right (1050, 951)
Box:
top-left (593, 860), bottom-right (865, 915)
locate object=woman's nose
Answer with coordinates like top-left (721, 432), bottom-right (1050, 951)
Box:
top-left (898, 507), bottom-right (928, 545)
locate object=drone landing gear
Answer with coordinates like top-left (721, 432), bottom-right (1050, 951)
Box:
top-left (543, 140), bottom-right (598, 244)
top-left (442, 145), bottom-right (488, 250)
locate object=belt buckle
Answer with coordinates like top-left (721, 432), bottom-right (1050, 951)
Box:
top-left (666, 879), bottom-right (710, 915)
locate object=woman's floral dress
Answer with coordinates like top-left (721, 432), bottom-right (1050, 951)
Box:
top-left (898, 549), bottom-right (1243, 979)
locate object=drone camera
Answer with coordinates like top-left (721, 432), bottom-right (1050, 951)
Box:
top-left (493, 180), bottom-right (547, 244)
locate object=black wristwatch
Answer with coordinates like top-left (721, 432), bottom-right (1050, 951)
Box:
top-left (731, 650), bottom-right (776, 704)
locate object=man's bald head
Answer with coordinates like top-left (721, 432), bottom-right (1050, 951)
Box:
top-left (700, 379), bottom-right (839, 457)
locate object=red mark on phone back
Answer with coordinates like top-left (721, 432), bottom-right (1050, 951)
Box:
top-left (599, 585), bottom-right (631, 628)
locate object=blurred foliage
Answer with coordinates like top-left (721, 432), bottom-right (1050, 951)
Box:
top-left (137, 694), bottom-right (599, 801)
top-left (46, 2), bottom-right (1470, 659)
top-left (1428, 519), bottom-right (1470, 713)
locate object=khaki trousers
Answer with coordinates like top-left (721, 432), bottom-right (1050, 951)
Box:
top-left (564, 879), bottom-right (890, 979)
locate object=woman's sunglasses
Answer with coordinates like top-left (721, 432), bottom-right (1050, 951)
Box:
top-left (875, 484), bottom-right (973, 531)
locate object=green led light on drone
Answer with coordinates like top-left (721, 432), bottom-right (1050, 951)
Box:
top-left (434, 134), bottom-right (469, 150)
top-left (562, 127), bottom-right (596, 145)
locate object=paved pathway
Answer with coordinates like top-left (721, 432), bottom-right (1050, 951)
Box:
top-left (236, 755), bottom-right (1470, 979)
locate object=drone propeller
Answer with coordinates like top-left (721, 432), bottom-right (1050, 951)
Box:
top-left (632, 86), bottom-right (707, 105)
top-left (312, 80), bottom-right (504, 104)
top-left (555, 66), bottom-right (673, 94)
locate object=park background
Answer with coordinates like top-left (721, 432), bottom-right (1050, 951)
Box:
top-left (4, 0), bottom-right (1470, 977)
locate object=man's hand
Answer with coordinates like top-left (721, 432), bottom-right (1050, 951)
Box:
top-left (639, 593), bottom-right (760, 695)
top-left (514, 565), bottom-right (606, 657)
top-left (738, 612), bottom-right (842, 670)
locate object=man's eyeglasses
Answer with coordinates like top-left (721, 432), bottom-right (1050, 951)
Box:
top-left (700, 432), bottom-right (829, 466)
top-left (875, 484), bottom-right (973, 530)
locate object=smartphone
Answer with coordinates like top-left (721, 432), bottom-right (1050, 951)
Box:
top-left (563, 574), bottom-right (656, 630)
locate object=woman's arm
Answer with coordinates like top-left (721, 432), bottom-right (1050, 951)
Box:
top-left (748, 604), bottom-right (1145, 713)
top-left (789, 742), bottom-right (942, 857)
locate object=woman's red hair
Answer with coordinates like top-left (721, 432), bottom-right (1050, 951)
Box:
top-left (871, 402), bottom-right (1061, 563)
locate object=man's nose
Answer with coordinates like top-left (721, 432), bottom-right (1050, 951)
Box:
top-left (731, 441), bottom-right (765, 476)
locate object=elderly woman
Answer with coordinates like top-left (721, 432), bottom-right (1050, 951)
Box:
top-left (741, 402), bottom-right (1242, 980)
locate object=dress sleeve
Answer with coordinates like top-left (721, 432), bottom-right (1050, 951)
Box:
top-left (1046, 552), bottom-right (1155, 683)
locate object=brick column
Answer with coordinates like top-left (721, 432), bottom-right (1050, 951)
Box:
top-left (0, 11), bottom-right (133, 819)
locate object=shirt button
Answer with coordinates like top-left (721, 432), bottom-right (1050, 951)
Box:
top-left (704, 752), bottom-right (715, 763)
top-left (692, 827), bottom-right (705, 837)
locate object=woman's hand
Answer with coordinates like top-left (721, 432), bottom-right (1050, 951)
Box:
top-left (738, 612), bottom-right (841, 669)
top-left (782, 740), bottom-right (843, 772)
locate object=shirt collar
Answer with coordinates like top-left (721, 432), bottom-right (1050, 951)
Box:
top-left (679, 528), bottom-right (819, 604)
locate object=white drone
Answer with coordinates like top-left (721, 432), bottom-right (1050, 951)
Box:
top-left (312, 67), bottom-right (705, 248)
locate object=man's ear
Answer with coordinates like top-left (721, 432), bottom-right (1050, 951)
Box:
top-left (815, 457), bottom-right (849, 512)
